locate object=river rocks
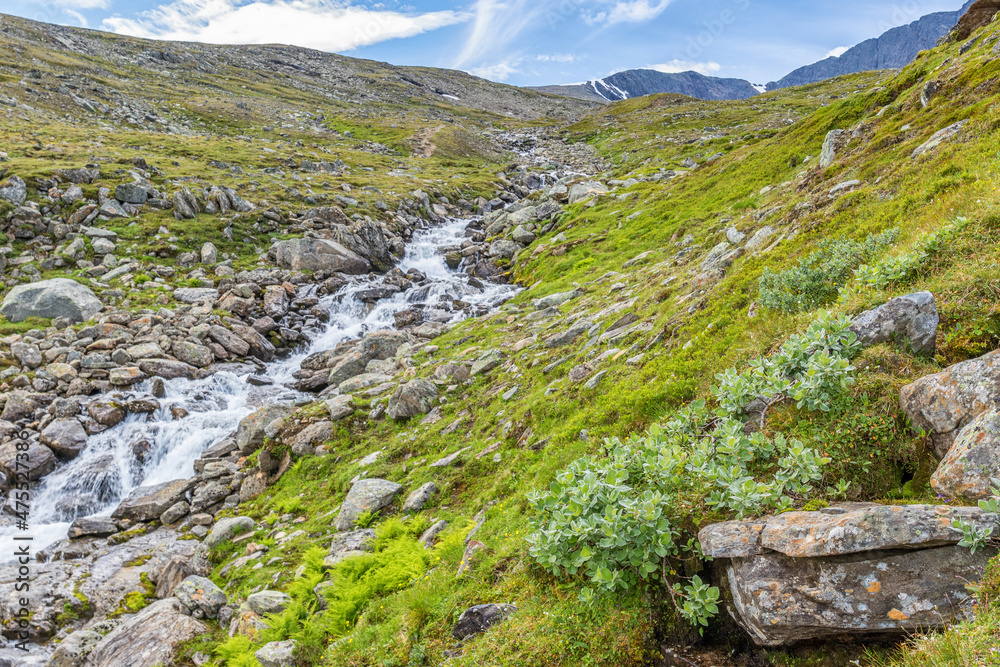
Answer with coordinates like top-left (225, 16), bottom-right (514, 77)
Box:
top-left (49, 629), bottom-right (102, 667)
top-left (205, 516), bottom-right (256, 548)
top-left (109, 367), bottom-right (144, 386)
top-left (488, 239), bottom-right (518, 259)
top-left (272, 237), bottom-right (369, 274)
top-left (386, 378), bottom-right (437, 420)
top-left (111, 478), bottom-right (195, 521)
top-left (0, 279), bottom-right (102, 323)
top-left (11, 341), bottom-right (41, 370)
top-left (246, 590), bottom-right (291, 616)
top-left (699, 504), bottom-right (996, 646)
top-left (331, 218), bottom-right (395, 272)
top-left (850, 292), bottom-right (938, 355)
top-left (88, 402), bottom-right (125, 427)
top-left (335, 478), bottom-right (402, 531)
top-left (172, 341), bottom-right (214, 368)
top-left (452, 604), bottom-right (517, 641)
top-left (83, 598), bottom-right (206, 667)
top-left (900, 349), bottom-right (1000, 458)
top-left (208, 325), bottom-right (250, 357)
top-left (402, 482), bottom-right (437, 512)
top-left (138, 358), bottom-right (198, 380)
top-left (68, 517), bottom-right (118, 539)
top-left (0, 440), bottom-right (55, 480)
top-left (174, 575), bottom-right (227, 619)
top-left (931, 408), bottom-right (1000, 501)
top-left (236, 404), bottom-right (295, 454)
top-left (40, 418), bottom-right (88, 459)
top-left (256, 639), bottom-right (298, 667)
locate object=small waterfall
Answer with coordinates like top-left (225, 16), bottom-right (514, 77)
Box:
top-left (0, 217), bottom-right (519, 559)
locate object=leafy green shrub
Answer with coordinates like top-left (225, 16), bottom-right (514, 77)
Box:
top-left (758, 230), bottom-right (897, 312)
top-left (951, 479), bottom-right (1000, 555)
top-left (851, 217), bottom-right (968, 291)
top-left (528, 313), bottom-right (861, 629)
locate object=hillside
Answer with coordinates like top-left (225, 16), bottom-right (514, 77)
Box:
top-left (0, 5), bottom-right (1000, 667)
top-left (533, 69), bottom-right (760, 103)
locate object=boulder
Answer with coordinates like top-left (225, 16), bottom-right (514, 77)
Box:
top-left (201, 242), bottom-right (218, 264)
top-left (0, 175), bottom-right (27, 205)
top-left (204, 516), bottom-right (255, 548)
top-left (68, 517), bottom-right (118, 539)
top-left (335, 478), bottom-right (402, 531)
top-left (40, 418), bottom-right (88, 459)
top-left (0, 440), bottom-right (56, 481)
top-left (402, 482), bottom-right (437, 512)
top-left (324, 395), bottom-right (355, 421)
top-left (111, 479), bottom-right (195, 521)
top-left (900, 349), bottom-right (1000, 458)
top-left (174, 575), bottom-right (227, 619)
top-left (246, 590), bottom-right (291, 616)
top-left (172, 188), bottom-right (200, 219)
top-left (115, 183), bottom-right (148, 205)
top-left (932, 408), bottom-right (1000, 501)
top-left (951, 0), bottom-right (1000, 41)
top-left (272, 238), bottom-right (369, 274)
top-left (236, 405), bottom-right (295, 454)
top-left (0, 279), bottom-right (102, 323)
top-left (386, 379), bottom-right (437, 420)
top-left (49, 629), bottom-right (102, 667)
top-left (138, 358), bottom-right (198, 380)
top-left (173, 287), bottom-right (219, 304)
top-left (850, 292), bottom-right (938, 355)
top-left (533, 290), bottom-right (582, 310)
top-left (819, 129), bottom-right (844, 168)
top-left (699, 504), bottom-right (997, 646)
top-left (83, 598), bottom-right (205, 667)
top-left (256, 640), bottom-right (298, 667)
top-left (172, 341), bottom-right (214, 368)
top-left (331, 218), bottom-right (395, 272)
top-left (567, 180), bottom-right (608, 204)
top-left (724, 546), bottom-right (989, 646)
top-left (452, 604), bottom-right (517, 641)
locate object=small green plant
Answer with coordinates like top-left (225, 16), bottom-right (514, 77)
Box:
top-left (850, 217), bottom-right (968, 291)
top-left (355, 509), bottom-right (378, 528)
top-left (672, 575), bottom-right (720, 632)
top-left (758, 230), bottom-right (897, 312)
top-left (951, 478), bottom-right (1000, 555)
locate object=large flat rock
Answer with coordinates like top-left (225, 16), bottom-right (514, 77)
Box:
top-left (83, 598), bottom-right (206, 667)
top-left (111, 479), bottom-right (196, 521)
top-left (0, 278), bottom-right (102, 323)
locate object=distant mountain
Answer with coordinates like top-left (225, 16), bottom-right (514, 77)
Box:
top-left (532, 69), bottom-right (761, 103)
top-left (766, 0), bottom-right (974, 90)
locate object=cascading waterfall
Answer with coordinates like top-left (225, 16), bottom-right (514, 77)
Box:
top-left (0, 217), bottom-right (518, 559)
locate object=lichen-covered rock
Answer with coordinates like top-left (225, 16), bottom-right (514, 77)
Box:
top-left (204, 516), bottom-right (255, 548)
top-left (83, 598), bottom-right (205, 667)
top-left (900, 349), bottom-right (1000, 458)
top-left (255, 639), bottom-right (298, 667)
top-left (725, 546), bottom-right (990, 646)
top-left (174, 575), bottom-right (227, 619)
top-left (272, 237), bottom-right (369, 274)
top-left (49, 629), bottom-right (102, 667)
top-left (246, 590), bottom-right (291, 615)
top-left (0, 278), bottom-right (102, 323)
top-left (932, 408), bottom-right (1000, 501)
top-left (40, 418), bottom-right (88, 459)
top-left (335, 479), bottom-right (402, 531)
top-left (386, 379), bottom-right (437, 420)
top-left (236, 404), bottom-right (295, 454)
top-left (850, 291), bottom-right (938, 355)
top-left (402, 482), bottom-right (437, 512)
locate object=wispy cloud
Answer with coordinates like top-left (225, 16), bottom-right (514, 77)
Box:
top-left (454, 0), bottom-right (555, 67)
top-left (584, 0), bottom-right (672, 26)
top-left (648, 59), bottom-right (721, 76)
top-left (39, 0), bottom-right (111, 8)
top-left (825, 46), bottom-right (850, 58)
top-left (535, 53), bottom-right (581, 63)
top-left (103, 0), bottom-right (467, 52)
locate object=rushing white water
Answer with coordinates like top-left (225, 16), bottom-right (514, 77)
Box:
top-left (0, 218), bottom-right (518, 559)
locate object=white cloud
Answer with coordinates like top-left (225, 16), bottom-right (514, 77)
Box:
top-left (468, 60), bottom-right (521, 82)
top-left (102, 0), bottom-right (467, 53)
top-left (454, 0), bottom-right (550, 67)
top-left (648, 59), bottom-right (721, 76)
top-left (825, 46), bottom-right (850, 58)
top-left (584, 0), bottom-right (672, 26)
top-left (65, 9), bottom-right (89, 26)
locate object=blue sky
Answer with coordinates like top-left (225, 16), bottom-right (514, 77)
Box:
top-left (3, 0), bottom-right (969, 85)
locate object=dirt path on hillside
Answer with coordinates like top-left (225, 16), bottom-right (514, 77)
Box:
top-left (410, 124), bottom-right (446, 158)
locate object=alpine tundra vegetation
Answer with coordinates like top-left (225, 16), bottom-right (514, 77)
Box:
top-left (1, 2), bottom-right (1000, 667)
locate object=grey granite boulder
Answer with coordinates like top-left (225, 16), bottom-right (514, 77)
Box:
top-left (111, 479), bottom-right (196, 521)
top-left (204, 516), bottom-right (255, 548)
top-left (83, 598), bottom-right (205, 667)
top-left (335, 479), bottom-right (402, 531)
top-left (850, 291), bottom-right (938, 355)
top-left (255, 639), bottom-right (298, 667)
top-left (272, 237), bottom-right (369, 274)
top-left (386, 379), bottom-right (437, 420)
top-left (0, 278), bottom-right (102, 323)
